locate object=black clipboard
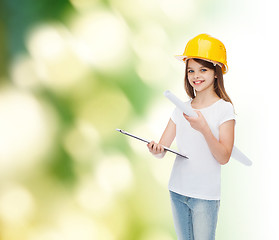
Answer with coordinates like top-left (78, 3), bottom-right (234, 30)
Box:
top-left (116, 129), bottom-right (188, 159)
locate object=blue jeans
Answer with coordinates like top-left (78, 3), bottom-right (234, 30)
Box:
top-left (169, 191), bottom-right (220, 240)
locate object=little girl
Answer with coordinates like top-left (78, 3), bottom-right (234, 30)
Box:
top-left (147, 34), bottom-right (235, 240)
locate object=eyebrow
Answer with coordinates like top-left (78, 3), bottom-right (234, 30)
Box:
top-left (187, 66), bottom-right (208, 69)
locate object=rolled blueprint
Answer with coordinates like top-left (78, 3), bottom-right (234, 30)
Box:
top-left (164, 90), bottom-right (252, 166)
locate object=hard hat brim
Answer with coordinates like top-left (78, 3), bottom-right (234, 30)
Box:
top-left (174, 55), bottom-right (187, 62)
top-left (174, 55), bottom-right (228, 74)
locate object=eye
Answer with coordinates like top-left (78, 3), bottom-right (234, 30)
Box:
top-left (188, 69), bottom-right (194, 73)
top-left (201, 68), bottom-right (207, 72)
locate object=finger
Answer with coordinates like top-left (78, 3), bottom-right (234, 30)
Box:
top-left (149, 145), bottom-right (156, 153)
top-left (183, 113), bottom-right (189, 120)
top-left (184, 114), bottom-right (195, 123)
top-left (147, 141), bottom-right (154, 150)
top-left (156, 144), bottom-right (162, 153)
top-left (154, 144), bottom-right (159, 152)
top-left (195, 110), bottom-right (202, 117)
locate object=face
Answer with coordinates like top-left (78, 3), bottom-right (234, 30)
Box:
top-left (187, 59), bottom-right (216, 93)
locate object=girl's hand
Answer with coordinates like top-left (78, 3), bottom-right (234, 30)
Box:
top-left (183, 110), bottom-right (209, 134)
top-left (147, 141), bottom-right (165, 155)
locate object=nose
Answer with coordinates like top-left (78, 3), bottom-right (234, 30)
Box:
top-left (194, 71), bottom-right (200, 79)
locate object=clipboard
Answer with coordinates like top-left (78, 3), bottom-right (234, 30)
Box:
top-left (116, 129), bottom-right (188, 159)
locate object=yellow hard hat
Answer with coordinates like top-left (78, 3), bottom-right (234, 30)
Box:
top-left (175, 34), bottom-right (228, 74)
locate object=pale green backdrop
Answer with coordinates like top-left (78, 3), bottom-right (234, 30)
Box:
top-left (0, 0), bottom-right (274, 239)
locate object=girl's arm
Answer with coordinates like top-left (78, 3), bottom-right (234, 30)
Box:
top-left (202, 120), bottom-right (235, 165)
top-left (147, 118), bottom-right (176, 158)
top-left (184, 111), bottom-right (234, 165)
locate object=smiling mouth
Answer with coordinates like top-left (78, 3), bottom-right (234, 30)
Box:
top-left (193, 80), bottom-right (205, 85)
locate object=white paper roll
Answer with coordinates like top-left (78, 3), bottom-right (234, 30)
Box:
top-left (164, 90), bottom-right (198, 117)
top-left (164, 90), bottom-right (252, 166)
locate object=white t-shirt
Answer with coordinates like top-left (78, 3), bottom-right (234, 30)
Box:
top-left (168, 98), bottom-right (236, 200)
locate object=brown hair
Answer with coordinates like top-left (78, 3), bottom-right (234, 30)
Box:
top-left (184, 58), bottom-right (233, 105)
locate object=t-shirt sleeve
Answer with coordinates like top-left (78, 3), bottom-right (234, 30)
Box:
top-left (170, 107), bottom-right (178, 124)
top-left (219, 102), bottom-right (236, 126)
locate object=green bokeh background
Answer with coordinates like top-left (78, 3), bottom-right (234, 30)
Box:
top-left (0, 0), bottom-right (269, 239)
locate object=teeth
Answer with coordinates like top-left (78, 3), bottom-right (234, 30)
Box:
top-left (194, 81), bottom-right (202, 83)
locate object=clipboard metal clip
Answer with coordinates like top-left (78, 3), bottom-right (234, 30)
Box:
top-left (116, 128), bottom-right (188, 159)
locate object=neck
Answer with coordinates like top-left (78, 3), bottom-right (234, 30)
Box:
top-left (194, 88), bottom-right (219, 104)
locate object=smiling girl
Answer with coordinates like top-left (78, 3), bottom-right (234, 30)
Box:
top-left (147, 34), bottom-right (235, 240)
